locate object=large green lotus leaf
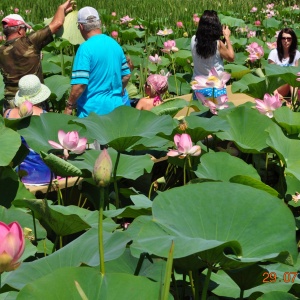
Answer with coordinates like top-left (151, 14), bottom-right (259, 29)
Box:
top-left (181, 114), bottom-right (230, 143)
top-left (173, 50), bottom-right (192, 67)
top-left (45, 11), bottom-right (84, 45)
top-left (122, 44), bottom-right (144, 56)
top-left (44, 75), bottom-right (71, 101)
top-left (0, 205), bottom-right (46, 239)
top-left (151, 98), bottom-right (188, 117)
top-left (0, 118), bottom-right (21, 166)
top-left (174, 37), bottom-right (191, 50)
top-left (231, 73), bottom-right (284, 99)
top-left (17, 267), bottom-right (172, 300)
top-left (266, 124), bottom-right (300, 180)
top-left (104, 194), bottom-right (152, 218)
top-left (224, 64), bottom-right (252, 80)
top-left (13, 199), bottom-right (90, 236)
top-left (71, 106), bottom-right (174, 152)
top-left (208, 269), bottom-right (292, 298)
top-left (168, 74), bottom-right (192, 95)
top-left (41, 60), bottom-right (62, 75)
top-left (121, 28), bottom-right (145, 41)
top-left (262, 17), bottom-right (281, 28)
top-left (216, 106), bottom-right (274, 153)
top-left (40, 151), bottom-right (84, 177)
top-left (106, 248), bottom-right (166, 282)
top-left (257, 292), bottom-right (298, 299)
top-left (3, 228), bottom-right (131, 291)
top-left (265, 64), bottom-right (300, 87)
top-left (195, 152), bottom-right (260, 181)
top-left (70, 148), bottom-right (154, 180)
top-left (219, 15), bottom-right (245, 27)
top-left (0, 166), bottom-right (34, 208)
top-left (273, 106), bottom-right (300, 135)
top-left (14, 113), bottom-right (86, 154)
top-left (230, 175), bottom-right (280, 197)
top-left (129, 182), bottom-right (297, 270)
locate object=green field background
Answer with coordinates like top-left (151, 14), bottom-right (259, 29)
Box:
top-left (0, 0), bottom-right (293, 26)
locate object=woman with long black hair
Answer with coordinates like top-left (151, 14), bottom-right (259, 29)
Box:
top-left (191, 10), bottom-right (235, 100)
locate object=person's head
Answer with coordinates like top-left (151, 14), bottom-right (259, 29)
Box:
top-left (277, 28), bottom-right (298, 63)
top-left (195, 10), bottom-right (222, 59)
top-left (77, 7), bottom-right (101, 34)
top-left (14, 74), bottom-right (51, 108)
top-left (2, 14), bottom-right (31, 38)
top-left (145, 74), bottom-right (168, 97)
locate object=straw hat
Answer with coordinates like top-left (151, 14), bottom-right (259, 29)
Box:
top-left (14, 75), bottom-right (51, 107)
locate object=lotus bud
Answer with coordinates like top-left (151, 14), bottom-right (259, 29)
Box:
top-left (111, 31), bottom-right (118, 39)
top-left (183, 32), bottom-right (188, 38)
top-left (0, 221), bottom-right (25, 274)
top-left (19, 100), bottom-right (33, 117)
top-left (93, 148), bottom-right (113, 187)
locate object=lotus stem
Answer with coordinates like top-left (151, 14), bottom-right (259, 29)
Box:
top-left (185, 93), bottom-right (194, 117)
top-left (70, 176), bottom-right (81, 203)
top-left (171, 55), bottom-right (179, 96)
top-left (183, 157), bottom-right (187, 185)
top-left (161, 241), bottom-right (174, 300)
top-left (193, 269), bottom-right (200, 300)
top-left (201, 268), bottom-right (212, 300)
top-left (98, 187), bottom-right (105, 275)
top-left (113, 152), bottom-right (121, 209)
top-left (148, 181), bottom-right (155, 199)
top-left (31, 210), bottom-right (38, 246)
top-left (188, 271), bottom-right (195, 299)
top-left (239, 289), bottom-right (244, 300)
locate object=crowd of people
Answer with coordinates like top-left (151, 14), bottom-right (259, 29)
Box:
top-left (0, 4), bottom-right (299, 185)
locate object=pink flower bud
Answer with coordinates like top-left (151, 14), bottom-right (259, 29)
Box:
top-left (93, 148), bottom-right (113, 187)
top-left (19, 100), bottom-right (33, 117)
top-left (111, 31), bottom-right (118, 39)
top-left (14, 8), bottom-right (19, 13)
top-left (0, 221), bottom-right (25, 273)
top-left (176, 21), bottom-right (183, 28)
top-left (111, 12), bottom-right (116, 17)
top-left (254, 20), bottom-right (261, 26)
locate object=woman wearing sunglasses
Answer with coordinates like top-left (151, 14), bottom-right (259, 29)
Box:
top-left (268, 28), bottom-right (300, 100)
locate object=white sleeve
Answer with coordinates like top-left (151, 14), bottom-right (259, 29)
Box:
top-left (268, 49), bottom-right (278, 63)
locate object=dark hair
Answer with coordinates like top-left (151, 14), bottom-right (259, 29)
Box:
top-left (277, 28), bottom-right (298, 64)
top-left (195, 10), bottom-right (222, 59)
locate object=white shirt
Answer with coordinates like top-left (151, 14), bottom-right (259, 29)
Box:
top-left (268, 49), bottom-right (300, 66)
top-left (191, 35), bottom-right (224, 79)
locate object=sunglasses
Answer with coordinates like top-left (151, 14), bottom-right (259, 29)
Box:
top-left (281, 37), bottom-right (292, 41)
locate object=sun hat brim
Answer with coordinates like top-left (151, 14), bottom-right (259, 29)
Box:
top-left (14, 83), bottom-right (51, 107)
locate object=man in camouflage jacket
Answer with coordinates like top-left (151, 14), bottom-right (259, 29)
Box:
top-left (0, 0), bottom-right (73, 111)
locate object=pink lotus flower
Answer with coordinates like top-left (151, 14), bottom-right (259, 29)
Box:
top-left (120, 15), bottom-right (133, 24)
top-left (255, 93), bottom-right (282, 118)
top-left (18, 100), bottom-right (33, 117)
top-left (0, 221), bottom-right (25, 273)
top-left (266, 42), bottom-right (277, 50)
top-left (292, 5), bottom-right (299, 10)
top-left (176, 21), bottom-right (183, 28)
top-left (254, 20), bottom-right (261, 26)
top-left (149, 54), bottom-right (161, 64)
top-left (111, 31), bottom-right (118, 39)
top-left (93, 148), bottom-right (113, 187)
top-left (111, 12), bottom-right (116, 17)
top-left (193, 16), bottom-right (200, 25)
top-left (161, 40), bottom-right (178, 53)
top-left (195, 93), bottom-right (229, 115)
top-left (192, 67), bottom-right (231, 90)
top-left (48, 130), bottom-right (87, 159)
top-left (247, 31), bottom-right (256, 38)
top-left (246, 42), bottom-right (264, 62)
top-left (250, 7), bottom-right (258, 12)
top-left (157, 28), bottom-right (173, 36)
top-left (167, 134), bottom-right (201, 158)
top-left (266, 3), bottom-right (274, 9)
top-left (14, 8), bottom-right (19, 13)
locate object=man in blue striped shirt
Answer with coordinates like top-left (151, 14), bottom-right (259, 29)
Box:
top-left (64, 6), bottom-right (131, 117)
